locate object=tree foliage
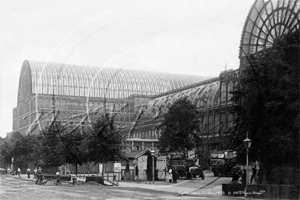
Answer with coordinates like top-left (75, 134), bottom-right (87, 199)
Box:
top-left (158, 98), bottom-right (202, 153)
top-left (82, 114), bottom-right (125, 163)
top-left (0, 132), bottom-right (42, 169)
top-left (40, 121), bottom-right (65, 167)
top-left (229, 30), bottom-right (299, 184)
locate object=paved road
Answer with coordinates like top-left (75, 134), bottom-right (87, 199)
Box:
top-left (0, 172), bottom-right (242, 200)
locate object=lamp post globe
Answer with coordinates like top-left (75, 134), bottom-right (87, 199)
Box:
top-left (243, 135), bottom-right (252, 149)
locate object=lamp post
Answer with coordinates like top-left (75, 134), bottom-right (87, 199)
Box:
top-left (150, 148), bottom-right (156, 184)
top-left (11, 157), bottom-right (14, 172)
top-left (243, 133), bottom-right (252, 197)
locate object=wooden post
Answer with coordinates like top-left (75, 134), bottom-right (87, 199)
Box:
top-left (113, 172), bottom-right (115, 185)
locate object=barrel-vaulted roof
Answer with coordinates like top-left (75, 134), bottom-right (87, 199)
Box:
top-left (141, 80), bottom-right (221, 119)
top-left (18, 60), bottom-right (211, 104)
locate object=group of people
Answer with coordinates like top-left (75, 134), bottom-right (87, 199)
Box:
top-left (168, 168), bottom-right (178, 183)
top-left (231, 166), bottom-right (263, 185)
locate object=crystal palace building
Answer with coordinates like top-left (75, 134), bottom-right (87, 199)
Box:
top-left (12, 0), bottom-right (299, 169)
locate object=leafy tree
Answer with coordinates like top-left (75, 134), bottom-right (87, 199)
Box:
top-left (40, 121), bottom-right (65, 167)
top-left (0, 136), bottom-right (14, 167)
top-left (61, 126), bottom-right (87, 175)
top-left (0, 132), bottom-right (43, 170)
top-left (158, 98), bottom-right (202, 153)
top-left (229, 30), bottom-right (299, 184)
top-left (12, 135), bottom-right (40, 169)
top-left (82, 113), bottom-right (126, 164)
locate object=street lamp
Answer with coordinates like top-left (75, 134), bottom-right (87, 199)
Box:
top-left (11, 157), bottom-right (14, 172)
top-left (150, 148), bottom-right (156, 184)
top-left (243, 133), bottom-right (252, 197)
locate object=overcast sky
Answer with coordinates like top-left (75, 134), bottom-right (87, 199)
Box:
top-left (0, 0), bottom-right (254, 138)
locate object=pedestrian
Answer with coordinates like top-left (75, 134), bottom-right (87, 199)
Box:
top-left (35, 167), bottom-right (43, 185)
top-left (26, 167), bottom-right (31, 178)
top-left (17, 167), bottom-right (21, 178)
top-left (56, 171), bottom-right (61, 185)
top-left (168, 168), bottom-right (173, 183)
top-left (7, 167), bottom-right (11, 175)
top-left (250, 165), bottom-right (257, 185)
top-left (241, 169), bottom-right (246, 186)
top-left (231, 168), bottom-right (240, 182)
top-left (34, 167), bottom-right (37, 179)
top-left (135, 165), bottom-right (139, 183)
top-left (173, 169), bottom-right (178, 183)
top-left (256, 169), bottom-right (263, 184)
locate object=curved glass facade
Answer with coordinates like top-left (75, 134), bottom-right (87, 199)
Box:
top-left (240, 0), bottom-right (300, 57)
top-left (142, 81), bottom-right (221, 118)
top-left (18, 60), bottom-right (210, 105)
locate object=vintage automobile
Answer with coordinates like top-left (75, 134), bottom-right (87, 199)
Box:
top-left (169, 153), bottom-right (205, 180)
top-left (189, 165), bottom-right (205, 180)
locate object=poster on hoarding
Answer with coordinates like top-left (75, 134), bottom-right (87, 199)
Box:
top-left (114, 163), bottom-right (121, 173)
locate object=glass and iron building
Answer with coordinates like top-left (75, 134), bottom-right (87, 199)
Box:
top-left (125, 0), bottom-right (300, 168)
top-left (11, 0), bottom-right (299, 169)
top-left (13, 60), bottom-right (210, 136)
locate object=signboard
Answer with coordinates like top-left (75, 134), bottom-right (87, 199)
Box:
top-left (170, 152), bottom-right (184, 159)
top-left (188, 150), bottom-right (195, 158)
top-left (217, 154), bottom-right (225, 158)
top-left (114, 163), bottom-right (121, 173)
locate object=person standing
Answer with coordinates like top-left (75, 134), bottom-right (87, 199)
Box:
top-left (7, 167), bottom-right (11, 175)
top-left (241, 169), bottom-right (247, 186)
top-left (250, 166), bottom-right (257, 185)
top-left (135, 165), bottom-right (139, 183)
top-left (56, 171), bottom-right (61, 185)
top-left (231, 168), bottom-right (240, 182)
top-left (26, 167), bottom-right (31, 178)
top-left (168, 168), bottom-right (173, 183)
top-left (173, 169), bottom-right (178, 183)
top-left (34, 168), bottom-right (37, 179)
top-left (17, 167), bottom-right (21, 178)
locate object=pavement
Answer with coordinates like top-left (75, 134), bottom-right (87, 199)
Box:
top-left (8, 171), bottom-right (256, 199)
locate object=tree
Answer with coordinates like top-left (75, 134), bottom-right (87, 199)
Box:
top-left (0, 136), bottom-right (14, 167)
top-left (0, 132), bottom-right (42, 170)
top-left (158, 98), bottom-right (202, 153)
top-left (61, 126), bottom-right (87, 175)
top-left (229, 30), bottom-right (299, 184)
top-left (82, 113), bottom-right (126, 164)
top-left (40, 121), bottom-right (65, 167)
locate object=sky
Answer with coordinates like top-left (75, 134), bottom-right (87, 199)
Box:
top-left (0, 0), bottom-right (254, 138)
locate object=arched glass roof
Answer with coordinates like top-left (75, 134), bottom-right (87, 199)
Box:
top-left (18, 60), bottom-right (211, 104)
top-left (141, 80), bottom-right (220, 119)
top-left (240, 0), bottom-right (300, 57)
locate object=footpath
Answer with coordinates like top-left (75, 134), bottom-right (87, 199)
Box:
top-left (11, 171), bottom-right (251, 199)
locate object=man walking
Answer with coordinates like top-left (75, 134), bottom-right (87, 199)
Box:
top-left (250, 166), bottom-right (257, 185)
top-left (17, 167), bottom-right (21, 178)
top-left (26, 167), bottom-right (31, 178)
top-left (35, 168), bottom-right (43, 185)
top-left (34, 167), bottom-right (37, 179)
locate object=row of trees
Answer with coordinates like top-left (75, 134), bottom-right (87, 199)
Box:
top-left (0, 113), bottom-right (125, 174)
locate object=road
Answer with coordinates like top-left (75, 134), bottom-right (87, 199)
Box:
top-left (0, 172), bottom-right (238, 200)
